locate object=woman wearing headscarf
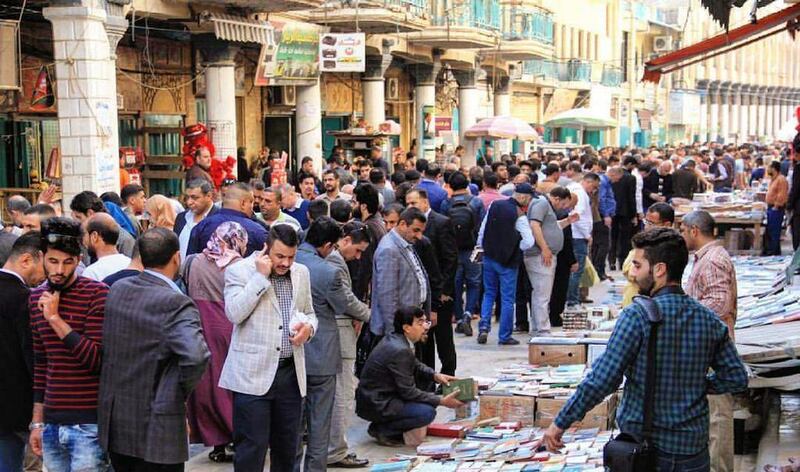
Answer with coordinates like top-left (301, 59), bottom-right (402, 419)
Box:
top-left (184, 221), bottom-right (248, 462)
top-left (144, 194), bottom-right (176, 230)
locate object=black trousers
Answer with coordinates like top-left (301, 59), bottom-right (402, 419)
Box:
top-left (418, 299), bottom-right (456, 376)
top-left (792, 211), bottom-right (800, 250)
top-left (232, 361), bottom-right (303, 472)
top-left (109, 452), bottom-right (183, 472)
top-left (515, 260), bottom-right (531, 330)
top-left (610, 216), bottom-right (634, 268)
top-left (590, 221), bottom-right (610, 279)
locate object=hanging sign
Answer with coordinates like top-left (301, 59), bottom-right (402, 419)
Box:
top-left (319, 33), bottom-right (365, 73)
top-left (255, 21), bottom-right (325, 87)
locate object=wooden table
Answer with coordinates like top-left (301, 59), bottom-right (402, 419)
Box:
top-left (675, 213), bottom-right (764, 255)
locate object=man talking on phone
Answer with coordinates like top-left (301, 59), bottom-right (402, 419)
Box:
top-left (28, 217), bottom-right (110, 471)
top-left (220, 225), bottom-right (318, 471)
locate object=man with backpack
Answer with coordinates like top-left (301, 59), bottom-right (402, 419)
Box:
top-left (441, 172), bottom-right (485, 337)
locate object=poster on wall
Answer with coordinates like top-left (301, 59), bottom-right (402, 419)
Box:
top-left (434, 117), bottom-right (452, 137)
top-left (420, 104), bottom-right (436, 160)
top-left (255, 21), bottom-right (326, 87)
top-left (319, 33), bottom-right (365, 73)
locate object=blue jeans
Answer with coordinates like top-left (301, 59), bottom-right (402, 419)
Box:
top-left (0, 431), bottom-right (25, 472)
top-left (371, 402), bottom-right (436, 438)
top-left (454, 250), bottom-right (481, 319)
top-left (656, 448), bottom-right (710, 472)
top-left (42, 423), bottom-right (109, 472)
top-left (479, 256), bottom-right (517, 342)
top-left (766, 207), bottom-right (785, 256)
top-left (567, 238), bottom-right (589, 305)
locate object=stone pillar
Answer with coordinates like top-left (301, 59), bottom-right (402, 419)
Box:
top-left (757, 86), bottom-right (768, 139)
top-left (296, 80), bottom-right (323, 172)
top-left (731, 83), bottom-right (744, 143)
top-left (709, 82), bottom-right (720, 142)
top-left (493, 76), bottom-right (512, 154)
top-left (782, 88), bottom-right (792, 125)
top-left (198, 35), bottom-right (239, 168)
top-left (44, 2), bottom-right (122, 209)
top-left (362, 53), bottom-right (393, 129)
top-left (410, 61), bottom-right (440, 161)
top-left (748, 86), bottom-right (758, 142)
top-left (453, 68), bottom-right (480, 167)
top-left (719, 83), bottom-right (731, 144)
top-left (697, 80), bottom-right (709, 142)
top-left (773, 87), bottom-right (783, 135)
top-left (766, 87), bottom-right (775, 138)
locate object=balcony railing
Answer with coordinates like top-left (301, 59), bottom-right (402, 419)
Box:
top-left (431, 0), bottom-right (501, 31)
top-left (523, 59), bottom-right (559, 80)
top-left (504, 7), bottom-right (554, 44)
top-left (601, 65), bottom-right (623, 87)
top-left (387, 0), bottom-right (428, 17)
top-left (622, 0), bottom-right (649, 22)
top-left (565, 59), bottom-right (591, 82)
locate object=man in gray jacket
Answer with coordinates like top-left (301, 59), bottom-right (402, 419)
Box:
top-left (326, 222), bottom-right (371, 468)
top-left (295, 218), bottom-right (352, 472)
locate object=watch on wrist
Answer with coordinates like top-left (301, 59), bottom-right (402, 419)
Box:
top-left (29, 422), bottom-right (44, 431)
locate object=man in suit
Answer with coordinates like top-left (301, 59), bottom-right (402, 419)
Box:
top-left (370, 207), bottom-right (431, 339)
top-left (220, 225), bottom-right (318, 472)
top-left (356, 306), bottom-right (462, 446)
top-left (294, 218), bottom-right (351, 472)
top-left (352, 183), bottom-right (387, 302)
top-left (326, 222), bottom-right (371, 468)
top-left (608, 166), bottom-right (637, 271)
top-left (405, 188), bottom-right (458, 376)
top-left (174, 179), bottom-right (218, 260)
top-left (99, 228), bottom-right (209, 472)
top-left (0, 233), bottom-right (45, 471)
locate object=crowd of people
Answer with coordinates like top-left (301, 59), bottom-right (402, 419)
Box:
top-left (2, 137), bottom-right (792, 471)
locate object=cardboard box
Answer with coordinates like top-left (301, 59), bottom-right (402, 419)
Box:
top-left (528, 343), bottom-right (586, 366)
top-left (534, 394), bottom-right (617, 430)
top-left (478, 394), bottom-right (536, 426)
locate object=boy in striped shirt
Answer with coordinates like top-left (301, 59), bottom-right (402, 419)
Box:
top-left (28, 217), bottom-right (109, 471)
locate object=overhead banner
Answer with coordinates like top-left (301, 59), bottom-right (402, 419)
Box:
top-left (319, 33), bottom-right (365, 73)
top-left (255, 21), bottom-right (325, 87)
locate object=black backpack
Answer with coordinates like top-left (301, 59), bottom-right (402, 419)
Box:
top-left (448, 197), bottom-right (477, 251)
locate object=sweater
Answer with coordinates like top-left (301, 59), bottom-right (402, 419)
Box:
top-left (30, 277), bottom-right (108, 424)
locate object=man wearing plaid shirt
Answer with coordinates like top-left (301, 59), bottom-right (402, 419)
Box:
top-left (544, 228), bottom-right (747, 471)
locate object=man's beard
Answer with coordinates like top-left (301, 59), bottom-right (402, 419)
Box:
top-left (45, 267), bottom-right (76, 291)
top-left (87, 245), bottom-right (97, 261)
top-left (637, 270), bottom-right (655, 296)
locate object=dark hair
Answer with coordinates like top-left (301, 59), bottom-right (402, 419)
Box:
top-left (24, 203), bottom-right (56, 218)
top-left (382, 203), bottom-right (405, 218)
top-left (268, 223), bottom-right (300, 248)
top-left (342, 221), bottom-right (370, 244)
top-left (186, 179), bottom-right (214, 194)
top-left (448, 172), bottom-right (469, 191)
top-left (354, 183), bottom-right (380, 215)
top-left (623, 156), bottom-right (639, 167)
top-left (647, 202), bottom-right (675, 224)
top-left (100, 192), bottom-right (124, 207)
top-left (393, 305), bottom-right (426, 334)
top-left (631, 227), bottom-right (688, 283)
top-left (41, 217), bottom-right (82, 256)
top-left (543, 163), bottom-right (560, 176)
top-left (330, 199), bottom-right (353, 224)
top-left (769, 160), bottom-right (782, 173)
top-left (307, 199), bottom-right (329, 221)
top-left (424, 163), bottom-right (441, 178)
top-left (408, 187), bottom-right (429, 202)
top-left (582, 172), bottom-right (600, 183)
top-left (369, 168), bottom-right (386, 184)
top-left (483, 171), bottom-right (499, 189)
top-left (416, 159), bottom-right (429, 174)
top-left (301, 156), bottom-right (314, 166)
top-left (305, 216), bottom-right (344, 247)
top-left (399, 207), bottom-right (427, 226)
top-left (323, 169), bottom-right (338, 179)
top-left (550, 186), bottom-right (571, 200)
top-left (567, 162), bottom-right (582, 174)
top-left (70, 191), bottom-right (104, 215)
top-left (120, 184), bottom-right (145, 204)
top-left (85, 216), bottom-right (120, 246)
top-left (8, 231), bottom-right (43, 262)
top-left (391, 171), bottom-right (406, 186)
top-left (507, 165), bottom-right (521, 179)
top-left (138, 228), bottom-right (179, 268)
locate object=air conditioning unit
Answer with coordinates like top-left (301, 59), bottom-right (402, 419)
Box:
top-left (386, 77), bottom-right (399, 100)
top-left (282, 86), bottom-right (296, 106)
top-left (653, 35), bottom-right (673, 52)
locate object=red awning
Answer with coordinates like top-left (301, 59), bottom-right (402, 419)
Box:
top-left (643, 3), bottom-right (800, 83)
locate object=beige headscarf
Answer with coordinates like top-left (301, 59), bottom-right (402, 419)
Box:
top-left (145, 194), bottom-right (176, 230)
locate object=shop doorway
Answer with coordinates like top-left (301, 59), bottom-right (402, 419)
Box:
top-left (322, 115), bottom-right (349, 159)
top-left (264, 115), bottom-right (295, 170)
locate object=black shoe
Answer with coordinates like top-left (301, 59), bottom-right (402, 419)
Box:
top-left (454, 322), bottom-right (464, 334)
top-left (580, 298), bottom-right (594, 304)
top-left (499, 338), bottom-right (520, 346)
top-left (514, 325), bottom-right (529, 333)
top-left (461, 316), bottom-right (473, 337)
top-left (477, 331), bottom-right (488, 344)
top-left (330, 453), bottom-right (369, 468)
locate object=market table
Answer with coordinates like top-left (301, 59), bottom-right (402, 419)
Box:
top-left (675, 213), bottom-right (764, 255)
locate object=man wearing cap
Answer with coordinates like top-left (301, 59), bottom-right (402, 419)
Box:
top-left (475, 184), bottom-right (536, 345)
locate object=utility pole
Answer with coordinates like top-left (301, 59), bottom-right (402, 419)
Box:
top-left (628, 0), bottom-right (636, 147)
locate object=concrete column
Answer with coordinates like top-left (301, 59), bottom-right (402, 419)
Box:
top-left (748, 86), bottom-right (758, 141)
top-left (731, 84), bottom-right (744, 144)
top-left (709, 83), bottom-right (720, 142)
top-left (296, 80), bottom-right (323, 172)
top-left (198, 36), bottom-right (239, 168)
top-left (765, 87), bottom-right (775, 137)
top-left (410, 61), bottom-right (440, 161)
top-left (453, 68), bottom-right (480, 167)
top-left (44, 3), bottom-right (121, 209)
top-left (362, 52), bottom-right (393, 129)
top-left (782, 89), bottom-right (792, 125)
top-left (696, 80), bottom-right (709, 143)
top-left (719, 84), bottom-right (731, 144)
top-left (774, 88), bottom-right (784, 135)
top-left (493, 76), bottom-right (512, 154)
top-left (757, 87), bottom-right (768, 139)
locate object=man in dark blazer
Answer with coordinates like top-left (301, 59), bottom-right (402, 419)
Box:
top-left (294, 218), bottom-right (351, 472)
top-left (405, 188), bottom-right (458, 377)
top-left (608, 166), bottom-right (637, 270)
top-left (99, 228), bottom-right (209, 471)
top-left (356, 306), bottom-right (461, 446)
top-left (173, 178), bottom-right (218, 260)
top-left (0, 233), bottom-right (44, 470)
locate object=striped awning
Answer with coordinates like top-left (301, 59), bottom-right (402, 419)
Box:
top-left (201, 12), bottom-right (275, 45)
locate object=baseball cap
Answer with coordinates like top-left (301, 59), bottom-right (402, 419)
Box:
top-left (514, 183), bottom-right (535, 195)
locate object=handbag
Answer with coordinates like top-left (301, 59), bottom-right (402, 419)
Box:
top-left (603, 294), bottom-right (663, 471)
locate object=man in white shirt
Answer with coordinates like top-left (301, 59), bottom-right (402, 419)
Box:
top-left (566, 173), bottom-right (600, 306)
top-left (175, 179), bottom-right (216, 261)
top-left (257, 187), bottom-right (301, 232)
top-left (624, 156), bottom-right (645, 221)
top-left (81, 213), bottom-right (132, 281)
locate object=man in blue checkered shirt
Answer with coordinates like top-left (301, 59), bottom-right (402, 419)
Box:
top-left (543, 227), bottom-right (748, 471)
